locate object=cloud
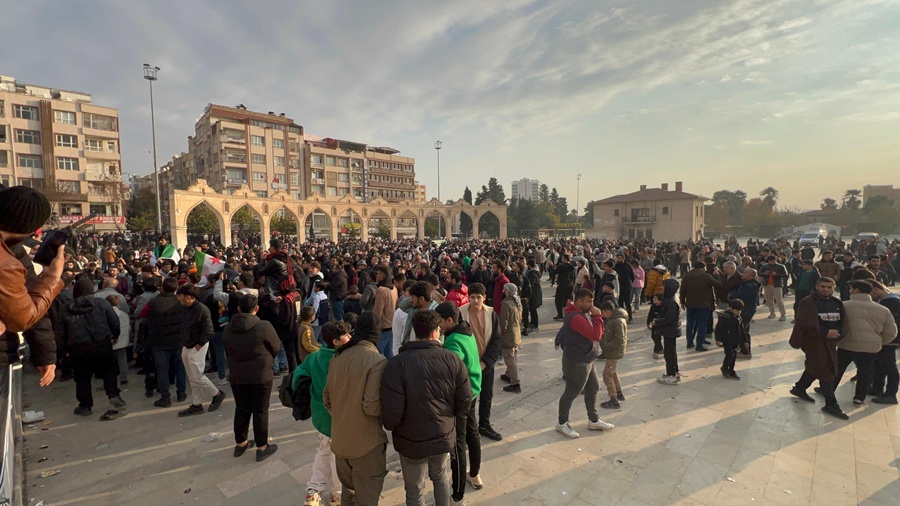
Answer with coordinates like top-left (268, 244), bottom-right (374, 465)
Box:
top-left (740, 140), bottom-right (774, 145)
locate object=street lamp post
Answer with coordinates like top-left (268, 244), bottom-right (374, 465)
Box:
top-left (576, 173), bottom-right (582, 217)
top-left (434, 140), bottom-right (442, 202)
top-left (143, 64), bottom-right (162, 233)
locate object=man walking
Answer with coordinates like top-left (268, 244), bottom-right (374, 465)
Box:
top-left (868, 281), bottom-right (900, 404)
top-left (554, 288), bottom-right (615, 439)
top-left (143, 277), bottom-right (187, 406)
top-left (679, 261), bottom-right (721, 352)
top-left (176, 284), bottom-right (226, 417)
top-left (382, 310), bottom-right (471, 506)
top-left (460, 283), bottom-right (503, 442)
top-left (614, 253), bottom-right (635, 323)
top-left (759, 255), bottom-right (789, 321)
top-left (553, 255), bottom-right (575, 320)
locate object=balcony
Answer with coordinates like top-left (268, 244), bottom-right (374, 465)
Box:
top-left (226, 178), bottom-right (247, 186)
top-left (622, 216), bottom-right (656, 224)
top-left (312, 177), bottom-right (325, 185)
top-left (224, 153), bottom-right (247, 164)
top-left (221, 136), bottom-right (246, 145)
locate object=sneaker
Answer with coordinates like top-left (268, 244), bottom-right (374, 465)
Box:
top-left (280, 366), bottom-right (289, 374)
top-left (767, 313), bottom-right (776, 319)
top-left (500, 374), bottom-right (511, 383)
top-left (720, 366), bottom-right (730, 379)
top-left (821, 404), bottom-right (849, 420)
top-left (616, 391), bottom-right (625, 401)
top-left (234, 441), bottom-right (255, 458)
top-left (153, 397), bottom-right (172, 408)
top-left (73, 406), bottom-right (92, 416)
top-left (553, 315), bottom-right (564, 321)
top-left (778, 316), bottom-right (787, 322)
top-left (852, 398), bottom-right (864, 406)
top-left (600, 399), bottom-right (620, 410)
top-left (213, 376), bottom-right (229, 386)
top-left (872, 395), bottom-right (898, 405)
top-left (652, 353), bottom-right (662, 360)
top-left (467, 474), bottom-right (484, 489)
top-left (108, 395), bottom-right (127, 408)
top-left (145, 389), bottom-right (155, 398)
top-left (479, 425), bottom-right (502, 441)
top-left (451, 498), bottom-right (466, 506)
top-left (503, 384), bottom-right (521, 394)
top-left (657, 375), bottom-right (680, 385)
top-left (177, 391), bottom-right (187, 402)
top-left (329, 495), bottom-right (340, 506)
top-left (273, 369), bottom-right (284, 377)
top-left (208, 390), bottom-right (226, 412)
top-left (555, 422), bottom-right (580, 439)
top-left (736, 353), bottom-right (752, 360)
top-left (303, 490), bottom-right (322, 506)
top-left (686, 343), bottom-right (694, 350)
top-left (177, 404), bottom-right (205, 417)
top-left (790, 319), bottom-right (796, 324)
top-left (531, 327), bottom-right (540, 333)
top-left (789, 387), bottom-right (815, 403)
top-left (587, 419), bottom-right (615, 431)
top-left (256, 443), bottom-right (278, 462)
top-left (695, 346), bottom-right (709, 352)
top-left (715, 341), bottom-right (723, 347)
top-left (729, 371), bottom-right (741, 380)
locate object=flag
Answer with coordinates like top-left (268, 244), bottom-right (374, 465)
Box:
top-left (195, 250), bottom-right (225, 287)
top-left (150, 243), bottom-right (180, 266)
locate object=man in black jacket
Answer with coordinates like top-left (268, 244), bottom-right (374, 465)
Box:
top-left (144, 277), bottom-right (187, 407)
top-left (869, 281), bottom-right (900, 404)
top-left (60, 276), bottom-right (126, 416)
top-left (553, 254), bottom-right (575, 320)
top-left (176, 284), bottom-right (224, 417)
top-left (329, 261), bottom-right (349, 322)
top-left (381, 310), bottom-right (470, 506)
top-left (614, 253), bottom-right (636, 322)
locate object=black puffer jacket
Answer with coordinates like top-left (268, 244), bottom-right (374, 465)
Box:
top-left (223, 313), bottom-right (281, 385)
top-left (380, 340), bottom-right (471, 460)
top-left (257, 251), bottom-right (290, 296)
top-left (60, 296), bottom-right (119, 353)
top-left (654, 279), bottom-right (682, 338)
top-left (146, 293), bottom-right (184, 349)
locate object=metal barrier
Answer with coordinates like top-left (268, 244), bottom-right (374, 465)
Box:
top-left (0, 363), bottom-right (24, 506)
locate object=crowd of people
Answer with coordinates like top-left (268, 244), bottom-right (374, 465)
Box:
top-left (2, 183), bottom-right (900, 505)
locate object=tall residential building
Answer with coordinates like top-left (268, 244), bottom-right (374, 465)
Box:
top-left (511, 178), bottom-right (540, 201)
top-left (0, 73), bottom-right (125, 228)
top-left (415, 181), bottom-right (427, 203)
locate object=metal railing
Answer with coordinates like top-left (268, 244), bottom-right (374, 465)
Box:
top-left (0, 363), bottom-right (24, 505)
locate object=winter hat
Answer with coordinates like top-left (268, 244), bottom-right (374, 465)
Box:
top-left (0, 186), bottom-right (51, 234)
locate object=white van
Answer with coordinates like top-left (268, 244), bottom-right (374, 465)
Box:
top-left (799, 229), bottom-right (825, 247)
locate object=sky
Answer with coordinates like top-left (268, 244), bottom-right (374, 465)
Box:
top-left (2, 0), bottom-right (899, 211)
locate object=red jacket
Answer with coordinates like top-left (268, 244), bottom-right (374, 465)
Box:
top-left (446, 284), bottom-right (469, 308)
top-left (493, 273), bottom-right (509, 313)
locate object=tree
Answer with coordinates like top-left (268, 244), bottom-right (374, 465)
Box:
top-left (475, 177), bottom-right (506, 205)
top-left (459, 186), bottom-right (474, 236)
top-left (127, 188), bottom-right (159, 232)
top-left (270, 212), bottom-right (297, 235)
top-left (842, 189), bottom-right (862, 211)
top-left (581, 202), bottom-right (594, 228)
top-left (375, 222), bottom-right (391, 239)
top-left (186, 205), bottom-right (219, 234)
top-left (821, 198), bottom-right (838, 211)
top-left (538, 184), bottom-right (550, 204)
top-left (232, 206), bottom-right (260, 232)
top-left (742, 197), bottom-right (776, 235)
top-left (463, 187), bottom-right (473, 204)
top-left (862, 196), bottom-right (900, 233)
top-left (759, 187), bottom-right (779, 208)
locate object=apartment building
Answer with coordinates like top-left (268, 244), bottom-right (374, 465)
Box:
top-left (511, 178), bottom-right (541, 201)
top-left (186, 104), bottom-right (306, 200)
top-left (589, 182), bottom-right (707, 241)
top-left (305, 136), bottom-right (416, 202)
top-left (415, 181), bottom-right (427, 203)
top-left (0, 73), bottom-right (125, 227)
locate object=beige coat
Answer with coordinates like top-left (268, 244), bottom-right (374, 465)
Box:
top-left (838, 294), bottom-right (898, 353)
top-left (498, 298), bottom-right (522, 349)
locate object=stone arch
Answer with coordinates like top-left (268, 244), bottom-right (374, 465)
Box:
top-left (304, 206), bottom-right (335, 241)
top-left (337, 208), bottom-right (363, 240)
top-left (396, 210), bottom-right (419, 240)
top-left (231, 203), bottom-right (265, 248)
top-left (184, 200), bottom-right (226, 247)
top-left (367, 209), bottom-right (393, 240)
top-left (424, 209), bottom-right (449, 239)
top-left (454, 209), bottom-right (475, 238)
top-left (270, 205), bottom-right (301, 240)
top-left (477, 210), bottom-right (501, 238)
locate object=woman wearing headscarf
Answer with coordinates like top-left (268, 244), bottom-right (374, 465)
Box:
top-left (498, 283), bottom-right (523, 394)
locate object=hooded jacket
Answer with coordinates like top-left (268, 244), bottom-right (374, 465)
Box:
top-left (60, 296), bottom-right (120, 353)
top-left (714, 310), bottom-right (745, 345)
top-left (256, 250), bottom-right (290, 296)
top-left (600, 308), bottom-right (628, 360)
top-left (223, 312), bottom-right (280, 385)
top-left (446, 283), bottom-right (470, 308)
top-left (814, 259), bottom-right (841, 281)
top-left (554, 302), bottom-right (604, 363)
top-left (443, 321), bottom-right (482, 396)
top-left (654, 279), bottom-right (682, 338)
top-left (381, 339), bottom-right (470, 460)
top-left (294, 347), bottom-right (337, 437)
top-left (145, 293), bottom-right (184, 349)
top-left (644, 266), bottom-right (670, 298)
top-left (877, 292), bottom-right (900, 346)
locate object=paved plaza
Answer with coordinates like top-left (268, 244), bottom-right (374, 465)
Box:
top-left (22, 279), bottom-right (900, 506)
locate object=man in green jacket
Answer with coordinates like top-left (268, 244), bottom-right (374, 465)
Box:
top-left (436, 302), bottom-right (485, 501)
top-left (294, 321), bottom-right (351, 506)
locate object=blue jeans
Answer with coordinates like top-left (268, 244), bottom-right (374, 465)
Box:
top-left (331, 300), bottom-right (345, 322)
top-left (686, 307), bottom-right (711, 347)
top-left (273, 346), bottom-right (288, 372)
top-left (377, 330), bottom-right (394, 359)
top-left (210, 330), bottom-right (227, 380)
top-left (152, 347), bottom-right (186, 399)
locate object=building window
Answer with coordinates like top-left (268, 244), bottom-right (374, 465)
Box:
top-left (20, 178), bottom-right (44, 190)
top-left (55, 134), bottom-right (77, 148)
top-left (251, 154), bottom-right (266, 165)
top-left (291, 191), bottom-right (300, 199)
top-left (338, 158), bottom-right (348, 168)
top-left (84, 138), bottom-right (103, 152)
top-left (289, 172), bottom-right (300, 186)
top-left (273, 156), bottom-right (285, 167)
top-left (0, 175), bottom-right (9, 187)
top-left (60, 203), bottom-right (81, 215)
top-left (339, 188), bottom-right (349, 196)
top-left (13, 105), bottom-right (38, 120)
top-left (255, 191), bottom-right (268, 198)
top-left (252, 171), bottom-right (266, 182)
top-left (250, 135), bottom-right (265, 146)
top-left (83, 113), bottom-right (118, 131)
top-left (289, 142), bottom-right (299, 152)
top-left (337, 173), bottom-right (349, 182)
top-left (88, 184), bottom-right (104, 195)
top-left (17, 154), bottom-right (42, 169)
top-left (54, 110), bottom-right (76, 125)
top-left (272, 138), bottom-right (284, 149)
top-left (58, 180), bottom-right (80, 193)
top-left (662, 206), bottom-right (669, 215)
top-left (106, 140), bottom-right (117, 153)
top-left (0, 125), bottom-right (6, 142)
top-left (15, 129), bottom-right (41, 144)
top-left (57, 157), bottom-right (79, 171)
top-left (0, 151), bottom-right (7, 168)
top-left (89, 204), bottom-right (109, 215)
top-left (613, 209), bottom-right (620, 217)
top-left (311, 155), bottom-right (323, 165)
top-left (312, 185), bottom-right (324, 194)
top-left (0, 99), bottom-right (4, 117)
top-left (226, 169), bottom-right (246, 182)
top-left (327, 187), bottom-right (337, 197)
top-left (326, 156), bottom-right (335, 166)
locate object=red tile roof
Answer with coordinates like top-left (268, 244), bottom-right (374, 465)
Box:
top-left (593, 188), bottom-right (708, 204)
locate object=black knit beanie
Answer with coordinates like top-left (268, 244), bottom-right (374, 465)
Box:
top-left (0, 186), bottom-right (52, 234)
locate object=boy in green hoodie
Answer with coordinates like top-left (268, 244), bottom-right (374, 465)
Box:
top-left (599, 300), bottom-right (628, 409)
top-left (294, 321), bottom-right (351, 506)
top-left (436, 302), bottom-right (484, 500)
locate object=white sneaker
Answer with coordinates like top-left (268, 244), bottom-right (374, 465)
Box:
top-left (467, 474), bottom-right (483, 489)
top-left (213, 377), bottom-right (229, 386)
top-left (555, 422), bottom-right (580, 439)
top-left (652, 353), bottom-right (662, 360)
top-left (304, 490), bottom-right (322, 506)
top-left (588, 419), bottom-right (615, 431)
top-left (329, 494), bottom-right (341, 506)
top-left (657, 374), bottom-right (680, 385)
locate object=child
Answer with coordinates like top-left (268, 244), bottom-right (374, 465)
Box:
top-left (305, 281), bottom-right (329, 344)
top-left (654, 278), bottom-right (682, 385)
top-left (599, 282), bottom-right (618, 308)
top-left (630, 259), bottom-right (645, 311)
top-left (647, 294), bottom-right (664, 359)
top-left (106, 294), bottom-right (130, 386)
top-left (599, 300), bottom-right (627, 409)
top-left (297, 306), bottom-right (318, 363)
top-left (294, 321), bottom-right (350, 506)
top-left (716, 299), bottom-right (745, 380)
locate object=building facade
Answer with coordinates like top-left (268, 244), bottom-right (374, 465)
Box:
top-left (0, 73), bottom-right (125, 228)
top-left (862, 184), bottom-right (900, 207)
top-left (415, 181), bottom-right (427, 204)
top-left (511, 178), bottom-right (540, 201)
top-left (588, 182), bottom-right (707, 241)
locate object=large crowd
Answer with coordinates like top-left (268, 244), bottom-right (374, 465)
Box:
top-left (2, 184), bottom-right (899, 506)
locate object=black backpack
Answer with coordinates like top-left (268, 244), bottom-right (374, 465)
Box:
top-left (277, 373), bottom-right (311, 421)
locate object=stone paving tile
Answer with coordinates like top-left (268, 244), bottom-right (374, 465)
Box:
top-left (20, 278), bottom-right (900, 505)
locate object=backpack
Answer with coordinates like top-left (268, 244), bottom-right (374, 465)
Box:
top-left (277, 373), bottom-right (311, 421)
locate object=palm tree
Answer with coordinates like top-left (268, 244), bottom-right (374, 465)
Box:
top-left (759, 187), bottom-right (779, 208)
top-left (842, 189), bottom-right (862, 211)
top-left (820, 198), bottom-right (838, 211)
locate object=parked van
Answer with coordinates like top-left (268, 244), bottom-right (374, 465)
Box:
top-left (799, 228), bottom-right (825, 247)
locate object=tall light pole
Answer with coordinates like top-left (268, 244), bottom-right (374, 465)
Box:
top-left (143, 64), bottom-right (162, 232)
top-left (576, 173), bottom-right (582, 217)
top-left (434, 140), bottom-right (442, 202)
